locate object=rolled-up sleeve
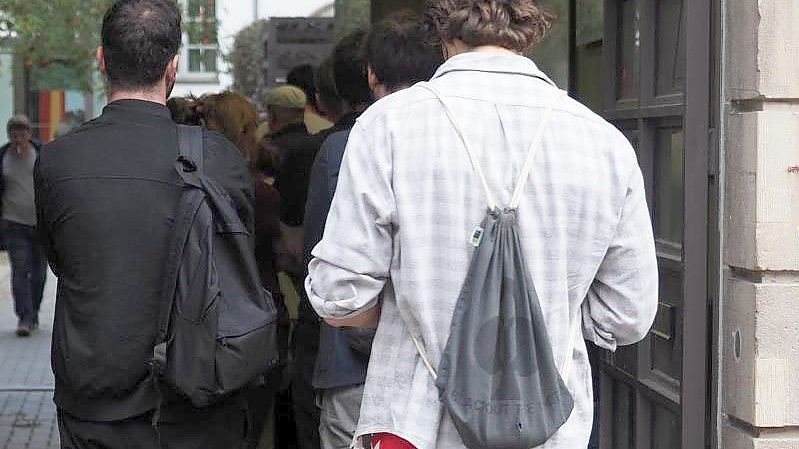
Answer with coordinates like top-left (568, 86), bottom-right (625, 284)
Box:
top-left (305, 123), bottom-right (395, 319)
top-left (582, 162), bottom-right (659, 351)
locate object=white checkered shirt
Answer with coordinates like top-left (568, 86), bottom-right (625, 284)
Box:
top-left (306, 52), bottom-right (658, 449)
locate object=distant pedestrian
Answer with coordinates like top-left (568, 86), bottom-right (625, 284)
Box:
top-left (35, 1), bottom-right (255, 448)
top-left (0, 115), bottom-right (46, 337)
top-left (303, 13), bottom-right (443, 449)
top-left (259, 83), bottom-right (324, 449)
top-left (202, 91), bottom-right (260, 163)
top-left (305, 0), bottom-right (659, 448)
top-left (287, 64), bottom-right (334, 135)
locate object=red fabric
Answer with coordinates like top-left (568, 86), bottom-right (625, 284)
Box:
top-left (371, 433), bottom-right (418, 449)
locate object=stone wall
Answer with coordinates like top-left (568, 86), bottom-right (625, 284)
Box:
top-left (723, 0), bottom-right (799, 446)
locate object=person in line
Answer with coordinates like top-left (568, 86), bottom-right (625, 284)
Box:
top-left (202, 91), bottom-right (260, 163)
top-left (287, 64), bottom-right (334, 135)
top-left (276, 29), bottom-right (377, 449)
top-left (0, 115), bottom-right (46, 337)
top-left (196, 90), bottom-right (284, 449)
top-left (314, 58), bottom-right (345, 128)
top-left (303, 13), bottom-right (443, 449)
top-left (305, 1), bottom-right (659, 448)
top-left (35, 1), bottom-right (254, 447)
top-left (324, 30), bottom-right (373, 137)
top-left (258, 84), bottom-right (323, 449)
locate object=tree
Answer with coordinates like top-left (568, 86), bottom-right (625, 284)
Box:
top-left (0, 0), bottom-right (116, 91)
top-left (229, 19), bottom-right (267, 103)
top-left (334, 0), bottom-right (370, 38)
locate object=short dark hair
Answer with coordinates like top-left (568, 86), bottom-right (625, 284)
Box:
top-left (425, 0), bottom-right (555, 53)
top-left (315, 58), bottom-right (344, 119)
top-left (332, 30), bottom-right (373, 108)
top-left (367, 12), bottom-right (444, 91)
top-left (287, 64), bottom-right (319, 111)
top-left (101, 0), bottom-right (182, 90)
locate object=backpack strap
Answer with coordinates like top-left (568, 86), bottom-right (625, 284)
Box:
top-left (177, 124), bottom-right (205, 173)
top-left (417, 82), bottom-right (565, 211)
top-left (150, 125), bottom-right (207, 427)
top-left (155, 125), bottom-right (206, 344)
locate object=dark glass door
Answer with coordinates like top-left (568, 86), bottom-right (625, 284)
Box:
top-left (581, 1), bottom-right (712, 448)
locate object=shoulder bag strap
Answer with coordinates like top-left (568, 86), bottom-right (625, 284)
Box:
top-left (417, 82), bottom-right (565, 211)
top-left (154, 126), bottom-right (206, 346)
top-left (177, 124), bottom-right (205, 172)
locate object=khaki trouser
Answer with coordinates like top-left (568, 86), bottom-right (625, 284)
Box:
top-left (319, 384), bottom-right (366, 449)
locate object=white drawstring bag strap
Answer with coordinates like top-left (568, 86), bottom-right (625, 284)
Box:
top-left (418, 83), bottom-right (498, 210)
top-left (419, 82), bottom-right (566, 211)
top-left (411, 82), bottom-right (580, 382)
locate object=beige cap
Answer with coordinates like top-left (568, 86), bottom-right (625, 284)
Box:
top-left (264, 85), bottom-right (307, 109)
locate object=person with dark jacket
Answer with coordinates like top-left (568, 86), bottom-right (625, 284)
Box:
top-left (258, 84), bottom-right (324, 449)
top-left (287, 64), bottom-right (333, 135)
top-left (1, 115), bottom-right (46, 337)
top-left (34, 1), bottom-right (255, 447)
top-left (303, 15), bottom-right (443, 449)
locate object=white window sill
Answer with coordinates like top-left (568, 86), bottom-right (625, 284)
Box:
top-left (176, 73), bottom-right (220, 84)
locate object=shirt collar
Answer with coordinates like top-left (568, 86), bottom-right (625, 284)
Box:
top-left (431, 52), bottom-right (556, 86)
top-left (102, 99), bottom-right (172, 120)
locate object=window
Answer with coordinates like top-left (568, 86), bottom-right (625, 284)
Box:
top-left (180, 0), bottom-right (219, 79)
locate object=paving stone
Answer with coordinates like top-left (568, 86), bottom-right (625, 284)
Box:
top-left (0, 253), bottom-right (59, 449)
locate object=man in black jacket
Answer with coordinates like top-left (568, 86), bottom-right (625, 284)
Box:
top-left (1, 115), bottom-right (46, 337)
top-left (34, 1), bottom-right (254, 447)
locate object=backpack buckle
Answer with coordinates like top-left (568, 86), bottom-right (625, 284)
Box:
top-left (150, 342), bottom-right (167, 375)
top-left (177, 156), bottom-right (198, 173)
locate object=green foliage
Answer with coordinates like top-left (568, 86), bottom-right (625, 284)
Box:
top-left (0, 0), bottom-right (116, 91)
top-left (229, 19), bottom-right (267, 101)
top-left (334, 0), bottom-right (370, 38)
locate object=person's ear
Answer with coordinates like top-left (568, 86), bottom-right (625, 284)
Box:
top-left (167, 54), bottom-right (180, 78)
top-left (96, 46), bottom-right (107, 74)
top-left (367, 66), bottom-right (381, 93)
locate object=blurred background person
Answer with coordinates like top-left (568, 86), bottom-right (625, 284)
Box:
top-left (314, 58), bottom-right (345, 128)
top-left (287, 64), bottom-right (333, 135)
top-left (259, 83), bottom-right (322, 449)
top-left (196, 90), bottom-right (286, 449)
top-left (203, 91), bottom-right (260, 163)
top-left (166, 96), bottom-right (203, 126)
top-left (1, 115), bottom-right (46, 337)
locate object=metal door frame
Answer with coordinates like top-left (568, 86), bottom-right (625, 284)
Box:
top-left (597, 0), bottom-right (712, 447)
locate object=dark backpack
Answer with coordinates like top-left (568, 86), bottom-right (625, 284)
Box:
top-left (150, 125), bottom-right (279, 414)
top-left (412, 83), bottom-right (577, 449)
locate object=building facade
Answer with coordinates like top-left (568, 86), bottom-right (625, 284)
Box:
top-left (171, 0), bottom-right (334, 98)
top-left (367, 1), bottom-right (798, 448)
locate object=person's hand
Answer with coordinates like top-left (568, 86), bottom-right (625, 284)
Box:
top-left (324, 305), bottom-right (381, 329)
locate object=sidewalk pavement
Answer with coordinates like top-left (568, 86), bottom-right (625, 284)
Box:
top-left (0, 253), bottom-right (60, 449)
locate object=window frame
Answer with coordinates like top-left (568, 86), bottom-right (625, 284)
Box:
top-left (177, 0), bottom-right (220, 83)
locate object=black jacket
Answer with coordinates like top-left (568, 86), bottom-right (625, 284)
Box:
top-left (35, 100), bottom-right (254, 422)
top-left (303, 123), bottom-right (373, 390)
top-left (269, 122), bottom-right (323, 227)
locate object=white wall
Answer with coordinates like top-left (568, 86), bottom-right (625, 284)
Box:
top-left (171, 0), bottom-right (334, 98)
top-left (261, 0), bottom-right (333, 18)
top-left (0, 51), bottom-right (14, 146)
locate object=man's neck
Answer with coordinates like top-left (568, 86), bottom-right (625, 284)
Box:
top-left (10, 141), bottom-right (35, 156)
top-left (108, 88), bottom-right (167, 106)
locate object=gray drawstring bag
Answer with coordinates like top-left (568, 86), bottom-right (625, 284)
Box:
top-left (411, 83), bottom-right (578, 449)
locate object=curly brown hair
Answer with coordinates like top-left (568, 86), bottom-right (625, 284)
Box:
top-left (424, 0), bottom-right (556, 53)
